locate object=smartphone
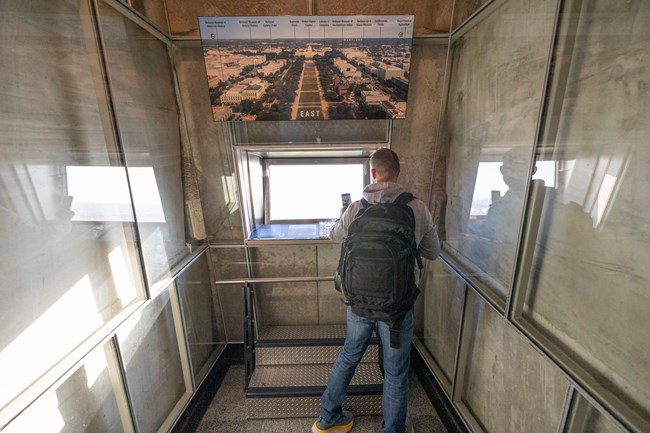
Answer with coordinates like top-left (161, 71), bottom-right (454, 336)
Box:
top-left (341, 193), bottom-right (351, 207)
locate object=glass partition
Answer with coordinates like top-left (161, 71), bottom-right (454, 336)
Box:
top-left (129, 0), bottom-right (170, 33)
top-left (176, 251), bottom-right (224, 385)
top-left (513, 1), bottom-right (650, 431)
top-left (171, 42), bottom-right (243, 243)
top-left (98, 1), bottom-right (189, 289)
top-left (452, 0), bottom-right (491, 30)
top-left (314, 0), bottom-right (447, 34)
top-left (231, 119), bottom-right (390, 146)
top-left (442, 0), bottom-right (558, 306)
top-left (415, 259), bottom-right (465, 395)
top-left (165, 0), bottom-right (310, 37)
top-left (3, 341), bottom-right (132, 433)
top-left (0, 0), bottom-right (146, 418)
top-left (116, 286), bottom-right (190, 433)
top-left (564, 392), bottom-right (626, 433)
top-left (456, 290), bottom-right (569, 433)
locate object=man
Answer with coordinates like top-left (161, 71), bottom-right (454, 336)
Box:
top-left (313, 148), bottom-right (440, 433)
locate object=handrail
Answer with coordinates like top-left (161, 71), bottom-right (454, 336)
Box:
top-left (215, 275), bottom-right (335, 285)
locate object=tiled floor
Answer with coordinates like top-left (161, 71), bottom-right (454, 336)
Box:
top-left (195, 364), bottom-right (449, 433)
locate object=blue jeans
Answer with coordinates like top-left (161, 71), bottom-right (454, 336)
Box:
top-left (319, 307), bottom-right (414, 433)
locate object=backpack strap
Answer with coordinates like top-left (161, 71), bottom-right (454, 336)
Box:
top-left (389, 319), bottom-right (403, 349)
top-left (393, 191), bottom-right (415, 205)
top-left (361, 192), bottom-right (414, 208)
top-left (393, 192), bottom-right (424, 272)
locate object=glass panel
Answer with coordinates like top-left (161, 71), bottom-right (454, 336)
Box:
top-left (250, 245), bottom-right (318, 327)
top-left (130, 0), bottom-right (170, 33)
top-left (210, 246), bottom-right (249, 341)
top-left (0, 0), bottom-right (146, 414)
top-left (516, 1), bottom-right (650, 430)
top-left (452, 0), bottom-right (491, 30)
top-left (176, 251), bottom-right (224, 384)
top-left (565, 393), bottom-right (625, 433)
top-left (171, 42), bottom-right (243, 243)
top-left (98, 1), bottom-right (188, 288)
top-left (315, 0), bottom-right (450, 35)
top-left (232, 119), bottom-right (390, 145)
top-left (442, 0), bottom-right (558, 303)
top-left (457, 290), bottom-right (569, 433)
top-left (3, 341), bottom-right (130, 433)
top-left (416, 260), bottom-right (464, 392)
top-left (316, 243), bottom-right (346, 324)
top-left (166, 0), bottom-right (310, 37)
top-left (117, 287), bottom-right (189, 433)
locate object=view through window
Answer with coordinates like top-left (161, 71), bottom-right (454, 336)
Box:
top-left (266, 160), bottom-right (367, 222)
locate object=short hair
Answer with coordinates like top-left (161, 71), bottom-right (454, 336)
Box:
top-left (370, 148), bottom-right (400, 179)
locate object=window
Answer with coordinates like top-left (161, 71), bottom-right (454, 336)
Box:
top-left (264, 158), bottom-right (369, 223)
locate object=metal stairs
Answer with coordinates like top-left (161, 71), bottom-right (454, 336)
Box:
top-left (243, 285), bottom-right (384, 419)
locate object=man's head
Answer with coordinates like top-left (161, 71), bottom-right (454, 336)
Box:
top-left (370, 148), bottom-right (400, 183)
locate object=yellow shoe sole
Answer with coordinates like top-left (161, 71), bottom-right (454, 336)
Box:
top-left (311, 419), bottom-right (354, 433)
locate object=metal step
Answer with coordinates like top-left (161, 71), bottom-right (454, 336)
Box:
top-left (246, 325), bottom-right (384, 419)
top-left (246, 364), bottom-right (383, 419)
top-left (255, 344), bottom-right (378, 365)
top-left (257, 324), bottom-right (348, 343)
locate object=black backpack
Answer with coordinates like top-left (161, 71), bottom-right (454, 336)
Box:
top-left (334, 192), bottom-right (423, 348)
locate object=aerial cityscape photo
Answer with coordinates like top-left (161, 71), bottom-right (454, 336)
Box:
top-left (198, 15), bottom-right (414, 121)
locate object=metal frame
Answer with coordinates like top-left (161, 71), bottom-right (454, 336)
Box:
top-left (235, 276), bottom-right (336, 391)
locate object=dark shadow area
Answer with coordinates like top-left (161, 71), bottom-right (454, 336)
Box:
top-left (170, 344), bottom-right (245, 433)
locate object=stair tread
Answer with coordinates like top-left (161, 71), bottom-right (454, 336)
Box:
top-left (258, 324), bottom-right (347, 342)
top-left (255, 344), bottom-right (378, 365)
top-left (248, 363), bottom-right (383, 389)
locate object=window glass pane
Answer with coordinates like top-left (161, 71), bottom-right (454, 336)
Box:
top-left (98, 1), bottom-right (189, 288)
top-left (0, 0), bottom-right (146, 414)
top-left (3, 342), bottom-right (130, 433)
top-left (315, 0), bottom-right (448, 34)
top-left (209, 246), bottom-right (249, 341)
top-left (443, 0), bottom-right (558, 303)
top-left (130, 0), bottom-right (169, 33)
top-left (457, 290), bottom-right (569, 433)
top-left (232, 119), bottom-right (390, 145)
top-left (415, 259), bottom-right (465, 394)
top-left (516, 1), bottom-right (650, 429)
top-left (176, 251), bottom-right (224, 384)
top-left (171, 43), bottom-right (242, 243)
top-left (267, 161), bottom-right (366, 222)
top-left (565, 393), bottom-right (625, 433)
top-left (117, 287), bottom-right (189, 433)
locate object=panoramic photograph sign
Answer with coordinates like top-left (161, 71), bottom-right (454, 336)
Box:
top-left (198, 15), bottom-right (414, 122)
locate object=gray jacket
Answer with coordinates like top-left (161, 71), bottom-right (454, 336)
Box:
top-left (329, 182), bottom-right (441, 260)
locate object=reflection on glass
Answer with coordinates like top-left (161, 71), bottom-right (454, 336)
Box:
top-left (565, 392), bottom-right (625, 433)
top-left (3, 342), bottom-right (129, 433)
top-left (98, 1), bottom-right (188, 288)
top-left (442, 0), bottom-right (557, 302)
top-left (232, 119), bottom-right (390, 145)
top-left (458, 290), bottom-right (568, 433)
top-left (0, 0), bottom-right (145, 414)
top-left (67, 166), bottom-right (165, 223)
top-left (176, 252), bottom-right (223, 384)
top-left (416, 260), bottom-right (464, 393)
top-left (517, 1), bottom-right (650, 430)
